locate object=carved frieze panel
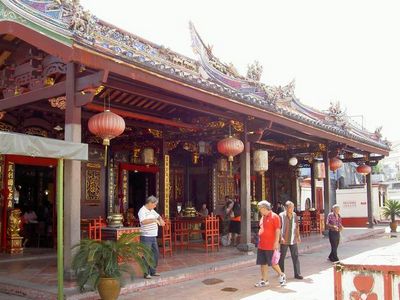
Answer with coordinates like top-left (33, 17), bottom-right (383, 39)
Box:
top-left (217, 174), bottom-right (235, 207)
top-left (85, 162), bottom-right (101, 205)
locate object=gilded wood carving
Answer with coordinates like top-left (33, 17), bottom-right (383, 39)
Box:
top-left (85, 163), bottom-right (101, 204)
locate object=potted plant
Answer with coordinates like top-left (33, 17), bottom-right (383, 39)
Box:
top-left (72, 232), bottom-right (154, 300)
top-left (381, 199), bottom-right (400, 233)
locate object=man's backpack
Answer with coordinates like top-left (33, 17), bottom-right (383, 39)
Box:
top-left (233, 202), bottom-right (241, 218)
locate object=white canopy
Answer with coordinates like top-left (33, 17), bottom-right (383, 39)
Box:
top-left (0, 131), bottom-right (88, 160)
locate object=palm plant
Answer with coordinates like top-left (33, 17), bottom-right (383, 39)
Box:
top-left (72, 232), bottom-right (154, 291)
top-left (381, 199), bottom-right (400, 223)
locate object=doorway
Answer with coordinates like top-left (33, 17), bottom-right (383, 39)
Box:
top-left (189, 174), bottom-right (209, 211)
top-left (129, 171), bottom-right (156, 218)
top-left (15, 164), bottom-right (55, 248)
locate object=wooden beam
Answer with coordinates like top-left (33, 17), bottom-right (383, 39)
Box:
top-left (75, 70), bottom-right (108, 92)
top-left (85, 102), bottom-right (200, 130)
top-left (0, 39), bottom-right (18, 51)
top-left (0, 70), bottom-right (108, 110)
top-left (105, 78), bottom-right (237, 120)
top-left (93, 99), bottom-right (173, 120)
top-left (268, 125), bottom-right (326, 144)
top-left (256, 140), bottom-right (287, 150)
top-left (75, 92), bottom-right (95, 107)
top-left (0, 81), bottom-right (66, 110)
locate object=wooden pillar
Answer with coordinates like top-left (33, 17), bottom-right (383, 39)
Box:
top-left (238, 122), bottom-right (254, 252)
top-left (310, 163), bottom-right (316, 210)
top-left (323, 147), bottom-right (331, 234)
top-left (366, 159), bottom-right (373, 228)
top-left (261, 173), bottom-right (266, 200)
top-left (64, 62), bottom-right (82, 278)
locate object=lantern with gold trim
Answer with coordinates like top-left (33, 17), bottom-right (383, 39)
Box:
top-left (88, 109), bottom-right (125, 166)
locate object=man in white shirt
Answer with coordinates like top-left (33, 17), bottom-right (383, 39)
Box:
top-left (138, 195), bottom-right (165, 279)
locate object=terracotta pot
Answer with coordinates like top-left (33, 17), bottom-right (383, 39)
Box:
top-left (98, 277), bottom-right (121, 300)
top-left (389, 221), bottom-right (397, 233)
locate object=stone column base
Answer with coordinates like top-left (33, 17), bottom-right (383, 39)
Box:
top-left (237, 243), bottom-right (255, 254)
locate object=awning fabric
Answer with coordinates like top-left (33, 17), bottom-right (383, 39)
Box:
top-left (0, 131), bottom-right (88, 160)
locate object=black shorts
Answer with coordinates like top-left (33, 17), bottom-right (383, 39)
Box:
top-left (229, 220), bottom-right (241, 234)
top-left (256, 249), bottom-right (274, 266)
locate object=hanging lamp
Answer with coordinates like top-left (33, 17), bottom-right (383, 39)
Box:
top-left (88, 109), bottom-right (125, 166)
top-left (356, 163), bottom-right (371, 176)
top-left (217, 125), bottom-right (244, 175)
top-left (329, 157), bottom-right (343, 171)
top-left (288, 156), bottom-right (298, 166)
top-left (253, 149), bottom-right (268, 174)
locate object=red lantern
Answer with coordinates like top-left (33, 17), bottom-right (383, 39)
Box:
top-left (329, 157), bottom-right (343, 171)
top-left (217, 136), bottom-right (244, 175)
top-left (356, 164), bottom-right (371, 176)
top-left (88, 109), bottom-right (125, 165)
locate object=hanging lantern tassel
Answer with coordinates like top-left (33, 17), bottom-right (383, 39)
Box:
top-left (217, 136), bottom-right (244, 177)
top-left (103, 139), bottom-right (109, 167)
top-left (88, 110), bottom-right (126, 167)
top-left (228, 155), bottom-right (234, 176)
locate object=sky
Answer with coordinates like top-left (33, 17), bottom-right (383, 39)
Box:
top-left (80, 0), bottom-right (400, 143)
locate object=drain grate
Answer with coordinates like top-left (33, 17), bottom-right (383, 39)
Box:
top-left (202, 278), bottom-right (224, 285)
top-left (221, 287), bottom-right (238, 292)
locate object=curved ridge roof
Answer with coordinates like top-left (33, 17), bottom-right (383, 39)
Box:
top-left (0, 0), bottom-right (390, 153)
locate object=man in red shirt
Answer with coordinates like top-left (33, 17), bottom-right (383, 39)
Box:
top-left (255, 200), bottom-right (286, 288)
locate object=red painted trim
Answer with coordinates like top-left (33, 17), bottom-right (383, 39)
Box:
top-left (6, 155), bottom-right (58, 167)
top-left (119, 163), bottom-right (159, 174)
top-left (384, 272), bottom-right (393, 300)
top-left (341, 217), bottom-right (368, 227)
top-left (333, 267), bottom-right (343, 300)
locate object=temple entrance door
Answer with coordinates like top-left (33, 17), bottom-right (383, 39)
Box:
top-left (1, 155), bottom-right (57, 249)
top-left (118, 163), bottom-right (159, 218)
top-left (189, 174), bottom-right (209, 210)
top-left (129, 171), bottom-right (156, 218)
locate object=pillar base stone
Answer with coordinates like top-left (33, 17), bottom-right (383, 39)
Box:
top-left (237, 243), bottom-right (255, 254)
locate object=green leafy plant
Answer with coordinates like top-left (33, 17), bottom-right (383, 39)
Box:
top-left (72, 232), bottom-right (154, 291)
top-left (381, 199), bottom-right (400, 223)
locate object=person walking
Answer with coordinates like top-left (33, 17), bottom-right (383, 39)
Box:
top-left (138, 195), bottom-right (165, 279)
top-left (278, 201), bottom-right (303, 279)
top-left (326, 204), bottom-right (343, 262)
top-left (255, 200), bottom-right (286, 288)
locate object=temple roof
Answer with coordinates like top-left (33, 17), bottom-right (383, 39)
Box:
top-left (0, 0), bottom-right (391, 152)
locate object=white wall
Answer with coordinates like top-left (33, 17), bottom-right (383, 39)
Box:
top-left (299, 187), bottom-right (311, 211)
top-left (336, 186), bottom-right (380, 219)
top-left (299, 185), bottom-right (381, 220)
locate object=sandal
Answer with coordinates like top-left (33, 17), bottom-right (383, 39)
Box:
top-left (255, 280), bottom-right (269, 287)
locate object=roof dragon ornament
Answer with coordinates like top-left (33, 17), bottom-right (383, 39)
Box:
top-left (326, 101), bottom-right (348, 130)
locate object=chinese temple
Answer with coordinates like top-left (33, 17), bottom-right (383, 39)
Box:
top-left (0, 0), bottom-right (390, 276)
